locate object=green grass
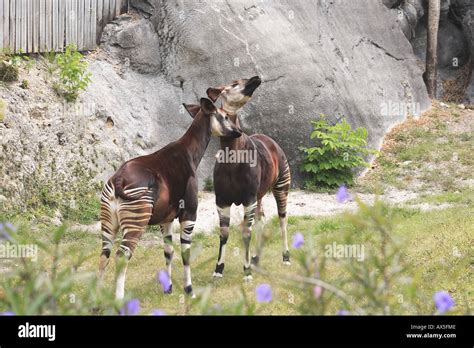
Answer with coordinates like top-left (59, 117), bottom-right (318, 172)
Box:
top-left (4, 204), bottom-right (471, 315)
top-left (358, 105), bottom-right (474, 193)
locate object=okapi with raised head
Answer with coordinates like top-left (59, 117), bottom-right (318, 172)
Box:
top-left (184, 76), bottom-right (291, 281)
top-left (99, 97), bottom-right (242, 299)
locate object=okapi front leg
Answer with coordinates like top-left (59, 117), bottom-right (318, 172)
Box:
top-left (214, 206), bottom-right (231, 278)
top-left (243, 201), bottom-right (257, 281)
top-left (179, 176), bottom-right (198, 296)
top-left (161, 223), bottom-right (174, 294)
top-left (180, 220), bottom-right (195, 296)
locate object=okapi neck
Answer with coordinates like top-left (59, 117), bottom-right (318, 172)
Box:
top-left (219, 132), bottom-right (248, 151)
top-left (181, 112), bottom-right (212, 168)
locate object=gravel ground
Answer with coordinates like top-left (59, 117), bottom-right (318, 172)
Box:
top-left (72, 188), bottom-right (450, 235)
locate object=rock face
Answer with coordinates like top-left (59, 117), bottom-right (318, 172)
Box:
top-left (0, 0), bottom-right (432, 210)
top-left (117, 0), bottom-right (430, 184)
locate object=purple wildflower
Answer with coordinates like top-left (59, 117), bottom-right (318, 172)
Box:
top-left (151, 309), bottom-right (166, 316)
top-left (157, 270), bottom-right (171, 292)
top-left (120, 299), bottom-right (140, 315)
top-left (313, 286), bottom-right (322, 299)
top-left (292, 232), bottom-right (304, 249)
top-left (256, 283), bottom-right (272, 303)
top-left (433, 291), bottom-right (455, 314)
top-left (336, 186), bottom-right (351, 203)
top-left (0, 311), bottom-right (15, 316)
top-left (337, 309), bottom-right (349, 315)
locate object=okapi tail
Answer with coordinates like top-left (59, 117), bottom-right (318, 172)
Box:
top-left (113, 175), bottom-right (156, 201)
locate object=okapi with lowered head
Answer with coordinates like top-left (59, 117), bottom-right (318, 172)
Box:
top-left (99, 98), bottom-right (242, 299)
top-left (184, 76), bottom-right (291, 281)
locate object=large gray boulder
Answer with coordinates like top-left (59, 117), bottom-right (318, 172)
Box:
top-left (0, 0), bottom-right (433, 211)
top-left (114, 0), bottom-right (430, 184)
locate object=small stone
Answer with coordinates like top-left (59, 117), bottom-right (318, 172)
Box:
top-left (457, 104), bottom-right (465, 109)
top-left (440, 102), bottom-right (450, 108)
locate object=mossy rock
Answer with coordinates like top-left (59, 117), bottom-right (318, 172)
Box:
top-left (0, 99), bottom-right (6, 122)
top-left (0, 60), bottom-right (19, 82)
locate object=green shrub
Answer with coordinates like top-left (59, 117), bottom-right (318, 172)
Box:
top-left (203, 177), bottom-right (214, 192)
top-left (20, 79), bottom-right (29, 89)
top-left (0, 60), bottom-right (19, 82)
top-left (52, 45), bottom-right (91, 103)
top-left (299, 116), bottom-right (376, 188)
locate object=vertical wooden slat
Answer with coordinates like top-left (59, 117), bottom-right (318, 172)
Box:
top-left (45, 0), bottom-right (51, 51)
top-left (65, 0), bottom-right (70, 46)
top-left (96, 0), bottom-right (103, 43)
top-left (58, 0), bottom-right (64, 51)
top-left (26, 0), bottom-right (32, 53)
top-left (3, 0), bottom-right (9, 50)
top-left (110, 0), bottom-right (115, 20)
top-left (103, 0), bottom-right (109, 24)
top-left (90, 0), bottom-right (97, 50)
top-left (21, 0), bottom-right (27, 52)
top-left (0, 0), bottom-right (4, 50)
top-left (32, 0), bottom-right (38, 53)
top-left (115, 0), bottom-right (120, 17)
top-left (76, 0), bottom-right (83, 50)
top-left (9, 0), bottom-right (15, 52)
top-left (14, 0), bottom-right (20, 52)
top-left (39, 0), bottom-right (45, 51)
top-left (51, 0), bottom-right (57, 51)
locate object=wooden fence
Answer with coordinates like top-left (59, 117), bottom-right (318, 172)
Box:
top-left (0, 0), bottom-right (128, 53)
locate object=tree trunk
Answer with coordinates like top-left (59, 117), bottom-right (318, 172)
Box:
top-left (425, 0), bottom-right (441, 98)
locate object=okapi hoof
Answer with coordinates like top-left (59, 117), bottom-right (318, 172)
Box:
top-left (184, 285), bottom-right (195, 298)
top-left (243, 266), bottom-right (252, 282)
top-left (282, 251), bottom-right (291, 265)
top-left (164, 284), bottom-right (173, 294)
top-left (251, 255), bottom-right (259, 266)
top-left (213, 263), bottom-right (224, 278)
top-left (243, 274), bottom-right (253, 282)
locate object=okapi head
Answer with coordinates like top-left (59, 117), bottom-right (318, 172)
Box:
top-left (183, 98), bottom-right (242, 138)
top-left (206, 76), bottom-right (262, 115)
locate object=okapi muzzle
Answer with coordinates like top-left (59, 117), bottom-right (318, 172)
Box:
top-left (207, 76), bottom-right (262, 114)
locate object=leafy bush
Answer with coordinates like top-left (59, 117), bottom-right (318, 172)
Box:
top-left (0, 49), bottom-right (34, 82)
top-left (0, 60), bottom-right (19, 82)
top-left (203, 177), bottom-right (214, 192)
top-left (52, 45), bottom-right (91, 103)
top-left (300, 116), bottom-right (376, 188)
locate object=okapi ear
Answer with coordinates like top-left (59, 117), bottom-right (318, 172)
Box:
top-left (206, 87), bottom-right (224, 102)
top-left (182, 104), bottom-right (200, 119)
top-left (200, 98), bottom-right (217, 115)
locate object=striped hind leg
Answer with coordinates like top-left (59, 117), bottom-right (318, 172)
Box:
top-left (115, 193), bottom-right (154, 300)
top-left (242, 201), bottom-right (257, 281)
top-left (272, 163), bottom-right (291, 265)
top-left (213, 205), bottom-right (230, 278)
top-left (99, 182), bottom-right (119, 284)
top-left (161, 223), bottom-right (174, 294)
